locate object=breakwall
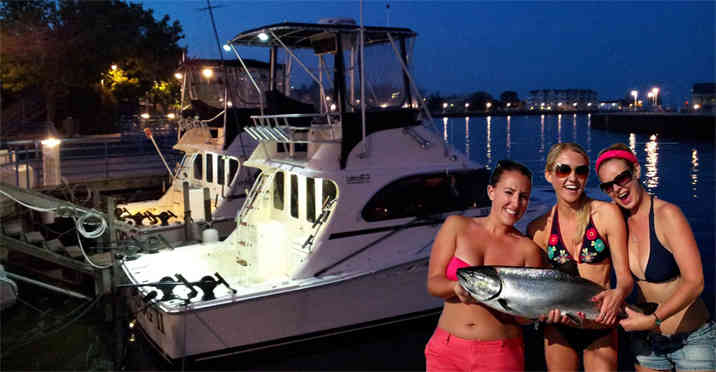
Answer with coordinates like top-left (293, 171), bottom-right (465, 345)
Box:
top-left (591, 112), bottom-right (715, 138)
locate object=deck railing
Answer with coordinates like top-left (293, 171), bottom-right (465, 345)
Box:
top-left (244, 113), bottom-right (341, 143)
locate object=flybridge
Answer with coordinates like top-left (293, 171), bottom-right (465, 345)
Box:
top-left (225, 21), bottom-right (432, 168)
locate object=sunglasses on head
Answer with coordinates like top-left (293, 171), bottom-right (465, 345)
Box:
top-left (600, 169), bottom-right (633, 193)
top-left (553, 163), bottom-right (589, 178)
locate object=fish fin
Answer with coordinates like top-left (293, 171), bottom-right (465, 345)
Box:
top-left (498, 298), bottom-right (513, 312)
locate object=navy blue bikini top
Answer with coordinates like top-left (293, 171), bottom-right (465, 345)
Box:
top-left (636, 195), bottom-right (680, 283)
top-left (547, 207), bottom-right (610, 276)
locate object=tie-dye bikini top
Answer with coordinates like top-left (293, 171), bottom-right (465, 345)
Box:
top-left (547, 208), bottom-right (610, 270)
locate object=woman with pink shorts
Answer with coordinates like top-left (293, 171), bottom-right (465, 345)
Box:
top-left (426, 160), bottom-right (545, 372)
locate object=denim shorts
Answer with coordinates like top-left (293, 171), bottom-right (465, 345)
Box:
top-left (630, 320), bottom-right (715, 371)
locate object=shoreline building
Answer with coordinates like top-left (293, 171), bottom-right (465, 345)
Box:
top-left (691, 83), bottom-right (716, 112)
top-left (527, 89), bottom-right (598, 111)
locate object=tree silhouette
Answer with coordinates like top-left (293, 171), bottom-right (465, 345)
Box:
top-left (1, 0), bottom-right (184, 124)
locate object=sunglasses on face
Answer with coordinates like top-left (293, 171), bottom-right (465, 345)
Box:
top-left (553, 163), bottom-right (589, 178)
top-left (600, 169), bottom-right (633, 193)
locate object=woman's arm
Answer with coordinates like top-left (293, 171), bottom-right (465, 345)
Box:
top-left (637, 202), bottom-right (703, 332)
top-left (592, 202), bottom-right (633, 326)
top-left (426, 215), bottom-right (471, 301)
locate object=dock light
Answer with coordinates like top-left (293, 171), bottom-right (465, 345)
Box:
top-left (506, 102), bottom-right (510, 108)
top-left (486, 102), bottom-right (492, 109)
top-left (558, 102), bottom-right (563, 107)
top-left (111, 64), bottom-right (117, 71)
top-left (129, 333), bottom-right (136, 343)
top-left (258, 32), bottom-right (269, 42)
top-left (326, 96), bottom-right (332, 101)
top-left (227, 101), bottom-right (233, 107)
top-left (140, 113), bottom-right (150, 119)
top-left (465, 102), bottom-right (470, 108)
top-left (41, 137), bottom-right (61, 148)
top-left (631, 90), bottom-right (638, 111)
top-left (202, 68), bottom-right (213, 78)
top-left (380, 103), bottom-right (388, 108)
top-left (442, 102), bottom-right (448, 109)
top-left (128, 319), bottom-right (136, 329)
top-left (573, 102), bottom-right (577, 107)
top-left (587, 102), bottom-right (592, 107)
top-left (694, 104), bottom-right (701, 110)
top-left (222, 44), bottom-right (231, 52)
top-left (330, 103), bottom-right (337, 111)
top-left (166, 113), bottom-right (176, 120)
top-left (174, 72), bottom-right (183, 80)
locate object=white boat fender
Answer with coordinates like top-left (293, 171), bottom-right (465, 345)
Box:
top-left (202, 228), bottom-right (219, 243)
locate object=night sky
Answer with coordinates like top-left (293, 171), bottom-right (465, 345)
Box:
top-left (142, 1), bottom-right (715, 107)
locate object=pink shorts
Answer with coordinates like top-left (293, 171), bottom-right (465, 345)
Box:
top-left (425, 327), bottom-right (525, 372)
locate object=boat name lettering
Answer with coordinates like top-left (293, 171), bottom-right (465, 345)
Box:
top-left (346, 174), bottom-right (370, 184)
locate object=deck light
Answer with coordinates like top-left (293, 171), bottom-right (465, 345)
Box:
top-left (223, 44), bottom-right (231, 52)
top-left (111, 64), bottom-right (117, 71)
top-left (174, 72), bottom-right (183, 80)
top-left (141, 113), bottom-right (150, 119)
top-left (41, 138), bottom-right (61, 147)
top-left (258, 32), bottom-right (269, 42)
top-left (167, 113), bottom-right (176, 120)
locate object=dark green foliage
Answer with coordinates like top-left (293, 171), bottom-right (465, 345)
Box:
top-left (0, 0), bottom-right (184, 126)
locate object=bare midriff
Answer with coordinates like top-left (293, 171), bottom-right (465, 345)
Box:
top-left (437, 300), bottom-right (523, 341)
top-left (639, 277), bottom-right (711, 336)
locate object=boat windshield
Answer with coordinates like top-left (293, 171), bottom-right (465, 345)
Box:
top-left (228, 22), bottom-right (418, 114)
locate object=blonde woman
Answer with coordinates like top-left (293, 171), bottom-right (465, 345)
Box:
top-left (596, 143), bottom-right (714, 372)
top-left (527, 142), bottom-right (633, 371)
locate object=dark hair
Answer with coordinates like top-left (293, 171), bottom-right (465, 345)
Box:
top-left (489, 159), bottom-right (532, 186)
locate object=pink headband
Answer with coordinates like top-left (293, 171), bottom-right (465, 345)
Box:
top-left (595, 150), bottom-right (638, 172)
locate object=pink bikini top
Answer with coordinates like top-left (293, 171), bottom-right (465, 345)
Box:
top-left (445, 256), bottom-right (470, 281)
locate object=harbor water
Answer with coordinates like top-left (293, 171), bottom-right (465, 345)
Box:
top-left (1, 114), bottom-right (713, 370)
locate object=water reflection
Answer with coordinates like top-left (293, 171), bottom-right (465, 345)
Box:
top-left (540, 115), bottom-right (545, 154)
top-left (486, 116), bottom-right (492, 165)
top-left (557, 114), bottom-right (562, 143)
top-left (644, 134), bottom-right (660, 191)
top-left (442, 117), bottom-right (448, 142)
top-left (691, 148), bottom-right (699, 199)
top-left (506, 115), bottom-right (512, 158)
top-left (572, 114), bottom-right (577, 142)
top-left (465, 117), bottom-right (471, 159)
top-left (629, 133), bottom-right (636, 153)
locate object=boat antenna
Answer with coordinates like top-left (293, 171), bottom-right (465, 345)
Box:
top-left (202, 0), bottom-right (231, 137)
top-left (386, 1), bottom-right (391, 26)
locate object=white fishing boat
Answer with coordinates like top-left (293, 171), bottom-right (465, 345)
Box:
top-left (115, 58), bottom-right (268, 243)
top-left (121, 19), bottom-right (549, 361)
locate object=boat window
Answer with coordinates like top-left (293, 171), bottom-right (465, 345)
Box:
top-left (273, 172), bottom-right (284, 210)
top-left (323, 179), bottom-right (337, 203)
top-left (361, 169), bottom-right (491, 222)
top-left (217, 156), bottom-right (225, 185)
top-left (206, 153), bottom-right (214, 183)
top-left (306, 177), bottom-right (316, 223)
top-left (290, 174), bottom-right (298, 218)
top-left (228, 159), bottom-right (239, 184)
top-left (193, 154), bottom-right (203, 181)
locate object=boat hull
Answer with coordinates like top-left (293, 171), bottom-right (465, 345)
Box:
top-left (128, 258), bottom-right (439, 360)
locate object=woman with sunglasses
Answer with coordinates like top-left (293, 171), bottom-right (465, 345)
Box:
top-left (596, 143), bottom-right (714, 372)
top-left (527, 143), bottom-right (633, 372)
top-left (426, 160), bottom-right (545, 372)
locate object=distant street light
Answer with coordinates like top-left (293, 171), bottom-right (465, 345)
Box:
top-left (631, 90), bottom-right (638, 111)
top-left (485, 102), bottom-right (492, 111)
top-left (222, 44), bottom-right (231, 52)
top-left (442, 102), bottom-right (448, 113)
top-left (464, 102), bottom-right (470, 112)
top-left (202, 68), bottom-right (213, 78)
top-left (651, 87), bottom-right (660, 107)
top-left (647, 92), bottom-right (654, 105)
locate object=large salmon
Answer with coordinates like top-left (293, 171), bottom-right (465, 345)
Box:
top-left (457, 266), bottom-right (605, 322)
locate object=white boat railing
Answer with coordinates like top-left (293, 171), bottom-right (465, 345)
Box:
top-left (244, 113), bottom-right (341, 144)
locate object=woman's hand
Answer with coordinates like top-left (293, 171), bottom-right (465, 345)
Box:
top-left (453, 282), bottom-right (476, 304)
top-left (592, 288), bottom-right (625, 326)
top-left (539, 309), bottom-right (580, 326)
top-left (619, 307), bottom-right (657, 332)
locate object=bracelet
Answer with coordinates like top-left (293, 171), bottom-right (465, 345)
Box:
top-left (652, 313), bottom-right (662, 327)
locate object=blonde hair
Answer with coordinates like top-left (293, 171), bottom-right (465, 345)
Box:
top-left (546, 143), bottom-right (591, 244)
